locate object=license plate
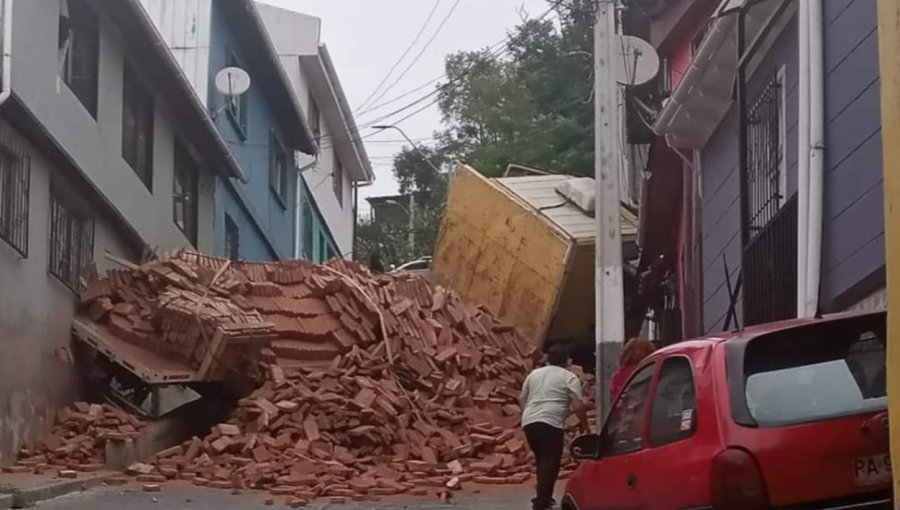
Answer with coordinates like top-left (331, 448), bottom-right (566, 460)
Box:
top-left (853, 454), bottom-right (892, 486)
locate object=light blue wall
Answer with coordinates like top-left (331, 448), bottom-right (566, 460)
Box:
top-left (207, 6), bottom-right (295, 261)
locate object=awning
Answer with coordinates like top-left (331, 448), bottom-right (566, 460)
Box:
top-left (652, 0), bottom-right (787, 149)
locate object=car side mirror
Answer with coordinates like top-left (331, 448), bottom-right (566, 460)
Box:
top-left (570, 433), bottom-right (601, 461)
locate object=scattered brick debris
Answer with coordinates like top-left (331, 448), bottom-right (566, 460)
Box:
top-left (16, 403), bottom-right (144, 470)
top-left (16, 252), bottom-right (599, 504)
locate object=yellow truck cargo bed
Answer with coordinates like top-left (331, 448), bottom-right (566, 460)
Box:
top-left (431, 164), bottom-right (637, 347)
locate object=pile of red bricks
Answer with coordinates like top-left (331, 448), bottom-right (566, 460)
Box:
top-left (79, 251), bottom-right (539, 379)
top-left (9, 403), bottom-right (144, 476)
top-left (14, 252), bottom-right (598, 503)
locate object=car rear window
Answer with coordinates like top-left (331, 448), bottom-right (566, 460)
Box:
top-left (741, 315), bottom-right (886, 427)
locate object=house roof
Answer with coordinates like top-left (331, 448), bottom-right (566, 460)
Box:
top-left (219, 0), bottom-right (318, 155)
top-left (107, 0), bottom-right (245, 181)
top-left (494, 174), bottom-right (639, 244)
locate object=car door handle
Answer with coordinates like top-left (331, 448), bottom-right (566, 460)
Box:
top-left (627, 473), bottom-right (637, 490)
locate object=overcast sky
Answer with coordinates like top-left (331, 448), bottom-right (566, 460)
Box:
top-left (257, 0), bottom-right (550, 214)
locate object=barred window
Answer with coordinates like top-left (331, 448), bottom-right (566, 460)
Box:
top-left (745, 67), bottom-right (787, 234)
top-left (741, 66), bottom-right (795, 326)
top-left (0, 142), bottom-right (30, 256)
top-left (49, 188), bottom-right (94, 293)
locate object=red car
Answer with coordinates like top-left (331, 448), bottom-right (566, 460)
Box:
top-left (563, 311), bottom-right (891, 509)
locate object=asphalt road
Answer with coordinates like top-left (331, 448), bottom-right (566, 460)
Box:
top-left (38, 485), bottom-right (533, 510)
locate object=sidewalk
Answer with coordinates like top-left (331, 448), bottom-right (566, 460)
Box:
top-left (0, 471), bottom-right (118, 508)
top-left (37, 483), bottom-right (534, 509)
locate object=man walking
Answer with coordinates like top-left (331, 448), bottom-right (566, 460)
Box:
top-left (521, 345), bottom-right (588, 510)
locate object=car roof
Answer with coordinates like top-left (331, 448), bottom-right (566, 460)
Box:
top-left (654, 310), bottom-right (885, 355)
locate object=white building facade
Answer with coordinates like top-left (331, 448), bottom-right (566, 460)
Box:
top-left (258, 4), bottom-right (375, 261)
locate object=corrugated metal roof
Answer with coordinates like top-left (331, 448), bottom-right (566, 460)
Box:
top-left (494, 174), bottom-right (638, 243)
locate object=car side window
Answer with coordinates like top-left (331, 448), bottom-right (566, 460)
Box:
top-left (600, 363), bottom-right (655, 457)
top-left (649, 357), bottom-right (697, 447)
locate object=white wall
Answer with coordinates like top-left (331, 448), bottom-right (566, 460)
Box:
top-left (11, 0), bottom-right (216, 253)
top-left (138, 0), bottom-right (212, 107)
top-left (297, 102), bottom-right (354, 258)
top-left (0, 118), bottom-right (135, 463)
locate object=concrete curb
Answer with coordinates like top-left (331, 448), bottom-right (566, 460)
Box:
top-left (0, 493), bottom-right (12, 510)
top-left (9, 473), bottom-right (114, 508)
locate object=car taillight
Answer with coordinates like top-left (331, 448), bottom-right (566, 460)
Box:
top-left (711, 447), bottom-right (770, 510)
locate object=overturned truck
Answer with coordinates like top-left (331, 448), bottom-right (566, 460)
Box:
top-left (430, 164), bottom-right (644, 368)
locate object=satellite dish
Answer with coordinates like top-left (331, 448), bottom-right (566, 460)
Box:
top-left (616, 35), bottom-right (660, 86)
top-left (214, 67), bottom-right (251, 97)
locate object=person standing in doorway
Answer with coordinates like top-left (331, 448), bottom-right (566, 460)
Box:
top-left (520, 345), bottom-right (588, 510)
top-left (610, 337), bottom-right (656, 402)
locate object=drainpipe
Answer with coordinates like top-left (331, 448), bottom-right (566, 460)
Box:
top-left (796, 0), bottom-right (810, 317)
top-left (805, 0), bottom-right (825, 317)
top-left (352, 173), bottom-right (375, 261)
top-left (0, 0), bottom-right (13, 108)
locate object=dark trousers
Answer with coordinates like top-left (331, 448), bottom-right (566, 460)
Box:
top-left (524, 422), bottom-right (564, 510)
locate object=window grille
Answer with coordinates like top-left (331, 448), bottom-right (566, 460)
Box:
top-left (0, 137), bottom-right (30, 256)
top-left (49, 188), bottom-right (94, 293)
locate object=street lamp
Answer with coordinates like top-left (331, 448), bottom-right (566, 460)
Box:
top-left (371, 124), bottom-right (442, 174)
top-left (384, 197), bottom-right (416, 257)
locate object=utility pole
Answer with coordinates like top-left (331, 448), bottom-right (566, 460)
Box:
top-left (594, 0), bottom-right (626, 421)
top-left (408, 193), bottom-right (416, 256)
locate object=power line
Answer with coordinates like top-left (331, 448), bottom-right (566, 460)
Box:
top-left (355, 76), bottom-right (442, 116)
top-left (355, 0), bottom-right (562, 121)
top-left (354, 0), bottom-right (445, 113)
top-left (364, 0), bottom-right (464, 111)
top-left (352, 1), bottom-right (564, 131)
top-left (314, 1), bottom-right (567, 158)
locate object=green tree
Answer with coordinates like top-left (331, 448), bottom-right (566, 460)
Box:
top-left (436, 1), bottom-right (595, 176)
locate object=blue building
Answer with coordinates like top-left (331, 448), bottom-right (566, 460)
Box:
top-left (140, 0), bottom-right (318, 261)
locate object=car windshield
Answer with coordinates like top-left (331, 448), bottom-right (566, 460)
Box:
top-left (742, 315), bottom-right (886, 427)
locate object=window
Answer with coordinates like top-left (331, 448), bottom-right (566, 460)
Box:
top-left (742, 318), bottom-right (887, 427)
top-left (224, 213), bottom-right (239, 261)
top-left (745, 67), bottom-right (787, 233)
top-left (225, 52), bottom-right (248, 137)
top-left (649, 357), bottom-right (697, 447)
top-left (600, 363), bottom-right (655, 457)
top-left (333, 151), bottom-right (344, 207)
top-left (58, 0), bottom-right (99, 117)
top-left (300, 194), bottom-right (313, 260)
top-left (308, 94), bottom-right (321, 141)
top-left (741, 66), bottom-right (795, 326)
top-left (173, 141), bottom-right (199, 246)
top-left (269, 132), bottom-right (289, 207)
top-left (49, 187), bottom-right (94, 293)
top-left (122, 64), bottom-right (154, 190)
top-left (318, 231), bottom-right (328, 262)
top-left (0, 141), bottom-right (31, 257)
